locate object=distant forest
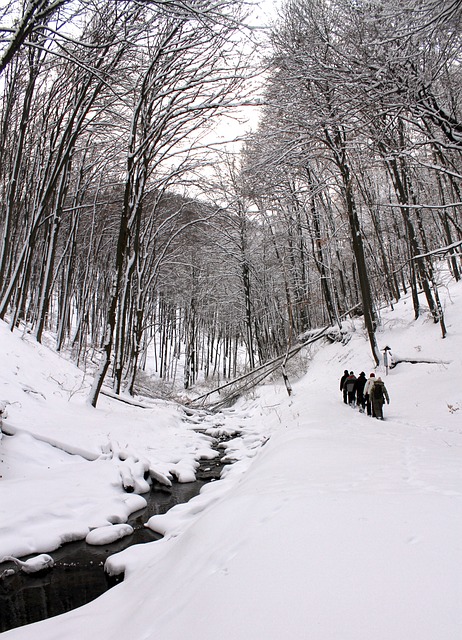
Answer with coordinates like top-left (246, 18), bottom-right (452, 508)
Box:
top-left (0, 0), bottom-right (461, 406)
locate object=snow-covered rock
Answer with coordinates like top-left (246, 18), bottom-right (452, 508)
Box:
top-left (85, 524), bottom-right (134, 546)
top-left (1, 553), bottom-right (54, 573)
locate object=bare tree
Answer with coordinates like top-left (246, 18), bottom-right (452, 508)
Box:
top-left (88, 1), bottom-right (252, 406)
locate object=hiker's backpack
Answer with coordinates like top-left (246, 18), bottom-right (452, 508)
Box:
top-left (373, 382), bottom-right (384, 400)
top-left (346, 378), bottom-right (356, 392)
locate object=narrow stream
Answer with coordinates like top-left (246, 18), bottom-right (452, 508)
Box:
top-left (0, 451), bottom-right (227, 632)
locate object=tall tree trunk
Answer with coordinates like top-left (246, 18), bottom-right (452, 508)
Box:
top-left (305, 166), bottom-right (338, 326)
top-left (0, 56), bottom-right (39, 295)
top-left (327, 127), bottom-right (379, 365)
top-left (35, 157), bottom-right (71, 343)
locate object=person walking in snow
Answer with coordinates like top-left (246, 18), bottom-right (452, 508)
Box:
top-left (354, 372), bottom-right (367, 412)
top-left (345, 371), bottom-right (357, 406)
top-left (364, 373), bottom-right (376, 417)
top-left (370, 376), bottom-right (390, 420)
top-left (340, 370), bottom-right (349, 404)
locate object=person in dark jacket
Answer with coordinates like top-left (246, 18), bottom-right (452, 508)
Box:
top-left (340, 370), bottom-right (349, 404)
top-left (354, 372), bottom-right (367, 412)
top-left (345, 372), bottom-right (357, 406)
top-left (370, 377), bottom-right (390, 420)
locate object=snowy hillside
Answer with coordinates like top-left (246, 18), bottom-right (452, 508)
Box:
top-left (1, 279), bottom-right (461, 640)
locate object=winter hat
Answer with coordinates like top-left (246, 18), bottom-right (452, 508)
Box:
top-left (370, 373), bottom-right (375, 377)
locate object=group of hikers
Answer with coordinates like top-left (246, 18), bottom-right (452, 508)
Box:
top-left (340, 370), bottom-right (390, 420)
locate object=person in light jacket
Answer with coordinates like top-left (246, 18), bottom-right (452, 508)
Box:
top-left (363, 373), bottom-right (376, 417)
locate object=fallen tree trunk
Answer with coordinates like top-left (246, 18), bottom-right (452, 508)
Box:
top-left (390, 357), bottom-right (451, 368)
top-left (188, 326), bottom-right (330, 410)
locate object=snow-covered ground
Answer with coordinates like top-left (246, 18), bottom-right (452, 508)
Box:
top-left (1, 278), bottom-right (461, 639)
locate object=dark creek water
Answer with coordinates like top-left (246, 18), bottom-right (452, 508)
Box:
top-left (0, 453), bottom-right (227, 633)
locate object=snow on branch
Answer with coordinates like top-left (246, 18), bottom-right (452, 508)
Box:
top-left (412, 240), bottom-right (462, 260)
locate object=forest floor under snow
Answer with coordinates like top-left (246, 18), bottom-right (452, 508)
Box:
top-left (1, 277), bottom-right (461, 639)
